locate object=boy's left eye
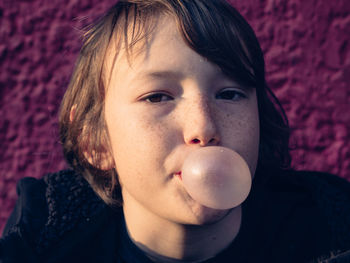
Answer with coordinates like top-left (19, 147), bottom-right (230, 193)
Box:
top-left (143, 93), bottom-right (173, 103)
top-left (216, 89), bottom-right (246, 101)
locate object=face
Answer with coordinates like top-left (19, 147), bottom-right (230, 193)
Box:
top-left (104, 15), bottom-right (260, 225)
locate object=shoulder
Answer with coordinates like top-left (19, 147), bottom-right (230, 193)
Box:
top-left (260, 169), bottom-right (350, 204)
top-left (240, 169), bottom-right (350, 262)
top-left (275, 169), bottom-right (350, 190)
top-left (2, 176), bottom-right (48, 236)
top-left (267, 169), bottom-right (350, 250)
top-left (269, 170), bottom-right (350, 214)
top-left (1, 170), bottom-right (112, 260)
top-left (38, 170), bottom-right (109, 250)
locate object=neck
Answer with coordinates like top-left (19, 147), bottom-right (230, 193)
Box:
top-left (122, 199), bottom-right (242, 262)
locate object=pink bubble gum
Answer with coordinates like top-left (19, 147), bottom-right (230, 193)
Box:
top-left (181, 146), bottom-right (252, 210)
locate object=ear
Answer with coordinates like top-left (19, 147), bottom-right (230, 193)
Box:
top-left (70, 104), bottom-right (77, 123)
top-left (82, 128), bottom-right (115, 171)
top-left (83, 149), bottom-right (115, 171)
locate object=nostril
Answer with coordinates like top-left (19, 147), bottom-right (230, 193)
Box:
top-left (192, 139), bottom-right (200, 144)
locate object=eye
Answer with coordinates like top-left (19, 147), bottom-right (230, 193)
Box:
top-left (143, 93), bottom-right (173, 103)
top-left (216, 89), bottom-right (246, 101)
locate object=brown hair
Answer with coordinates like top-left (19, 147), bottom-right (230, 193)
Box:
top-left (59, 0), bottom-right (291, 206)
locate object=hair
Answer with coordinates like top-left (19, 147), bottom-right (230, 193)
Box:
top-left (59, 0), bottom-right (291, 206)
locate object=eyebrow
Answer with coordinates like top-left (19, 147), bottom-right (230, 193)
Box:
top-left (133, 70), bottom-right (185, 82)
top-left (131, 69), bottom-right (252, 90)
top-left (132, 68), bottom-right (235, 83)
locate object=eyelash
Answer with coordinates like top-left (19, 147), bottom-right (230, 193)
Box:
top-left (142, 89), bottom-right (246, 103)
top-left (143, 93), bottom-right (173, 103)
top-left (215, 89), bottom-right (247, 101)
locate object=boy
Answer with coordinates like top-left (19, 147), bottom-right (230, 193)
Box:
top-left (1, 1), bottom-right (350, 262)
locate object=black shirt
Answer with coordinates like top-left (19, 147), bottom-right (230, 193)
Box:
top-left (1, 169), bottom-right (350, 263)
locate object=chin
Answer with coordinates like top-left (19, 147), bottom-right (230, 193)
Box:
top-left (189, 204), bottom-right (232, 225)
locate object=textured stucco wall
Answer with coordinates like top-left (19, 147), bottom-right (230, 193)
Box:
top-left (1, 0), bottom-right (349, 234)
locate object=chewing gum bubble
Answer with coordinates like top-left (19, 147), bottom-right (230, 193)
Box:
top-left (182, 147), bottom-right (252, 209)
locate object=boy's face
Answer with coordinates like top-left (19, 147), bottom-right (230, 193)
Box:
top-left (104, 15), bottom-right (260, 225)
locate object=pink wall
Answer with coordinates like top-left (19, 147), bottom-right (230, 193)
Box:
top-left (1, 0), bottom-right (349, 234)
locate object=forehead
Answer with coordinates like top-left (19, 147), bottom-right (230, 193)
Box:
top-left (103, 14), bottom-right (234, 90)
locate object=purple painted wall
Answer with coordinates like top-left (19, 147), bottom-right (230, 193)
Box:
top-left (1, 0), bottom-right (349, 234)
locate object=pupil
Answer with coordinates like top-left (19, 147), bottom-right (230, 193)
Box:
top-left (221, 91), bottom-right (234, 99)
top-left (150, 95), bottom-right (162, 102)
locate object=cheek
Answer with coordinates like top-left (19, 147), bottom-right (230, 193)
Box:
top-left (221, 107), bottom-right (260, 175)
top-left (106, 109), bottom-right (176, 174)
top-left (242, 115), bottom-right (260, 173)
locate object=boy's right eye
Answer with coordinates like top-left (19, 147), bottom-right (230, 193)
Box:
top-left (143, 93), bottom-right (173, 103)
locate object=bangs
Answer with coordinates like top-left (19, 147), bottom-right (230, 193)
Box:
top-left (109, 0), bottom-right (263, 88)
top-left (171, 0), bottom-right (264, 88)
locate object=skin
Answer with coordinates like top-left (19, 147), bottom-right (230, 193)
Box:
top-left (103, 15), bottom-right (260, 261)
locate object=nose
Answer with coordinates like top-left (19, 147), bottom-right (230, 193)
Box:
top-left (183, 97), bottom-right (220, 146)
